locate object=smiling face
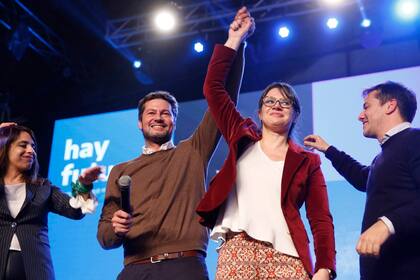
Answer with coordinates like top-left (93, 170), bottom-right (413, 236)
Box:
top-left (258, 87), bottom-right (296, 135)
top-left (7, 131), bottom-right (36, 174)
top-left (138, 98), bottom-right (175, 146)
top-left (358, 90), bottom-right (388, 139)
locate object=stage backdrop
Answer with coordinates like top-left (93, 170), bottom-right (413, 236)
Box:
top-left (48, 65), bottom-right (420, 280)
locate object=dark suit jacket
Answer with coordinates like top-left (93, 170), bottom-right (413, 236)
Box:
top-left (196, 45), bottom-right (336, 277)
top-left (0, 180), bottom-right (84, 280)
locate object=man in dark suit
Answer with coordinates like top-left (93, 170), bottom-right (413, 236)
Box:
top-left (304, 81), bottom-right (420, 279)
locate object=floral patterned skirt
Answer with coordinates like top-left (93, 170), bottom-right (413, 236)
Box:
top-left (216, 232), bottom-right (310, 280)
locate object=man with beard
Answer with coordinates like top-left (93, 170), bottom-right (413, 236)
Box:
top-left (97, 7), bottom-right (254, 280)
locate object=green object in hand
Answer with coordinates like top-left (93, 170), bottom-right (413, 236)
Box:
top-left (71, 180), bottom-right (93, 197)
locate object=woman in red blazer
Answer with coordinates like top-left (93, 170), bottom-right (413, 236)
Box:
top-left (196, 8), bottom-right (336, 280)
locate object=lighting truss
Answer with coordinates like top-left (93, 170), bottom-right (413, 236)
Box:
top-left (0, 0), bottom-right (67, 59)
top-left (106, 0), bottom-right (360, 49)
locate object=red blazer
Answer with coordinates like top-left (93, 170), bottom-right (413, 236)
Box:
top-left (196, 45), bottom-right (336, 277)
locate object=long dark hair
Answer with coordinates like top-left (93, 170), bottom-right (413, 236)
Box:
top-left (0, 125), bottom-right (40, 184)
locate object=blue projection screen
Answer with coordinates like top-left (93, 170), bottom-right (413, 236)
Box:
top-left (48, 65), bottom-right (420, 280)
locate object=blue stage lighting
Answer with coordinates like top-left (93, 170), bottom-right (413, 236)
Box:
top-left (278, 26), bottom-right (290, 38)
top-left (133, 60), bottom-right (142, 69)
top-left (194, 42), bottom-right (204, 53)
top-left (395, 0), bottom-right (419, 21)
top-left (361, 18), bottom-right (371, 28)
top-left (326, 17), bottom-right (339, 29)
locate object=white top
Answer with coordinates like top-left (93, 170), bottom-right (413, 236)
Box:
top-left (211, 141), bottom-right (299, 257)
top-left (5, 182), bottom-right (98, 251)
top-left (5, 182), bottom-right (26, 251)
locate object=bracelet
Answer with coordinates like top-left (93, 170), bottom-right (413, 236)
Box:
top-left (71, 180), bottom-right (93, 197)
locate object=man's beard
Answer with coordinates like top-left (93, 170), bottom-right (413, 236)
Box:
top-left (143, 130), bottom-right (172, 145)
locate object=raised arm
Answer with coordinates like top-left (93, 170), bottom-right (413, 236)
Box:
top-left (224, 7), bottom-right (254, 106)
top-left (203, 7), bottom-right (254, 143)
top-left (0, 122), bottom-right (17, 129)
top-left (190, 7), bottom-right (253, 161)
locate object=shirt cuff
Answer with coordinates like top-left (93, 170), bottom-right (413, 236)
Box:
top-left (69, 192), bottom-right (98, 214)
top-left (379, 216), bottom-right (395, 235)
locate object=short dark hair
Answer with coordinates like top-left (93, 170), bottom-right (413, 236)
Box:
top-left (363, 81), bottom-right (417, 122)
top-left (0, 125), bottom-right (39, 184)
top-left (137, 91), bottom-right (179, 121)
top-left (258, 82), bottom-right (301, 136)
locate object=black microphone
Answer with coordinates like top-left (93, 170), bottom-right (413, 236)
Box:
top-left (118, 175), bottom-right (131, 214)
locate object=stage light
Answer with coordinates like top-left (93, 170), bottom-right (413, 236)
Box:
top-left (154, 10), bottom-right (176, 32)
top-left (395, 0), bottom-right (419, 21)
top-left (361, 18), bottom-right (371, 28)
top-left (278, 26), bottom-right (290, 38)
top-left (133, 60), bottom-right (142, 69)
top-left (194, 41), bottom-right (204, 53)
top-left (326, 17), bottom-right (339, 29)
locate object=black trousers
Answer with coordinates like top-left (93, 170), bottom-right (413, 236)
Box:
top-left (4, 250), bottom-right (26, 280)
top-left (117, 256), bottom-right (209, 280)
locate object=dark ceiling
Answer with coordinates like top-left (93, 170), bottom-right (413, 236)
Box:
top-left (0, 0), bottom-right (418, 174)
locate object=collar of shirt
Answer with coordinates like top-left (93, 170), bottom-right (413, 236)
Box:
top-left (380, 122), bottom-right (411, 145)
top-left (142, 140), bottom-right (175, 155)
